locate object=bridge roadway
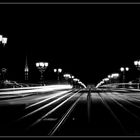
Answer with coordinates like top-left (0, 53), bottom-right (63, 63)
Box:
top-left (0, 87), bottom-right (140, 136)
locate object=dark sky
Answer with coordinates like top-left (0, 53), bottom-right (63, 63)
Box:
top-left (0, 4), bottom-right (140, 85)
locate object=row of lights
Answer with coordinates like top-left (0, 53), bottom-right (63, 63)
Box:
top-left (96, 73), bottom-right (120, 88)
top-left (34, 62), bottom-right (86, 88)
top-left (63, 74), bottom-right (86, 88)
top-left (97, 60), bottom-right (140, 88)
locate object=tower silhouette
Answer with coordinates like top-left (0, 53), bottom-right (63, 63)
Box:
top-left (24, 55), bottom-right (29, 81)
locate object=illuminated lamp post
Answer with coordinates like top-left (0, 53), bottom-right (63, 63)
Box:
top-left (0, 35), bottom-right (8, 46)
top-left (54, 68), bottom-right (62, 82)
top-left (36, 62), bottom-right (48, 84)
top-left (134, 60), bottom-right (140, 89)
top-left (0, 35), bottom-right (8, 76)
top-left (120, 67), bottom-right (129, 88)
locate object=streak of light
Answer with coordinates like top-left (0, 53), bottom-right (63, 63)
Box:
top-left (17, 91), bottom-right (74, 121)
top-left (25, 90), bottom-right (74, 109)
top-left (106, 92), bottom-right (140, 110)
top-left (105, 92), bottom-right (140, 121)
top-left (27, 90), bottom-right (81, 129)
top-left (98, 92), bottom-right (127, 134)
top-left (49, 93), bottom-right (82, 136)
top-left (0, 84), bottom-right (72, 95)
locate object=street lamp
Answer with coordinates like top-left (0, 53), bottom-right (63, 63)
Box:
top-left (0, 35), bottom-right (3, 42)
top-left (63, 73), bottom-right (74, 85)
top-left (54, 68), bottom-right (62, 82)
top-left (73, 78), bottom-right (80, 88)
top-left (0, 35), bottom-right (8, 76)
top-left (134, 60), bottom-right (140, 88)
top-left (120, 67), bottom-right (129, 88)
top-left (0, 35), bottom-right (8, 47)
top-left (36, 62), bottom-right (48, 84)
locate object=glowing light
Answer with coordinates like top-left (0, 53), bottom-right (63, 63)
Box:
top-left (73, 78), bottom-right (79, 82)
top-left (126, 67), bottom-right (129, 71)
top-left (112, 73), bottom-right (119, 77)
top-left (108, 75), bottom-right (111, 78)
top-left (120, 67), bottom-right (124, 72)
top-left (58, 68), bottom-right (62, 73)
top-left (2, 37), bottom-right (7, 45)
top-left (0, 84), bottom-right (72, 95)
top-left (44, 62), bottom-right (48, 67)
top-left (0, 35), bottom-right (3, 42)
top-left (134, 61), bottom-right (139, 66)
top-left (104, 78), bottom-right (109, 81)
top-left (40, 62), bottom-right (44, 67)
top-left (36, 62), bottom-right (39, 67)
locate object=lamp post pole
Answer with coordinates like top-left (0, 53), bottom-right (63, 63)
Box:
top-left (134, 60), bottom-right (140, 89)
top-left (0, 35), bottom-right (8, 80)
top-left (36, 62), bottom-right (48, 85)
top-left (120, 67), bottom-right (129, 88)
top-left (54, 68), bottom-right (62, 83)
top-left (1, 68), bottom-right (7, 81)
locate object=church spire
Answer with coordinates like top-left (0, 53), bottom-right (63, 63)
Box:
top-left (24, 55), bottom-right (29, 81)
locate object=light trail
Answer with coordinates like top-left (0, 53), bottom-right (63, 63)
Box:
top-left (17, 90), bottom-right (74, 121)
top-left (97, 92), bottom-right (127, 134)
top-left (0, 85), bottom-right (72, 95)
top-left (124, 94), bottom-right (140, 101)
top-left (48, 93), bottom-right (83, 136)
top-left (105, 92), bottom-right (140, 121)
top-left (27, 90), bottom-right (81, 129)
top-left (107, 92), bottom-right (140, 109)
top-left (25, 89), bottom-right (74, 109)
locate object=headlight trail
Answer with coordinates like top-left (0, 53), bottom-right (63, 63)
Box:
top-left (48, 93), bottom-right (83, 136)
top-left (25, 90), bottom-right (73, 109)
top-left (27, 90), bottom-right (81, 129)
top-left (105, 93), bottom-right (140, 121)
top-left (107, 92), bottom-right (140, 109)
top-left (97, 92), bottom-right (127, 134)
top-left (17, 90), bottom-right (74, 121)
top-left (0, 84), bottom-right (72, 95)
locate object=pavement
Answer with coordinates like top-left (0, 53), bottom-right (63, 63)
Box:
top-left (0, 87), bottom-right (140, 136)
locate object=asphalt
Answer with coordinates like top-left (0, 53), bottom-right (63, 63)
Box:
top-left (0, 88), bottom-right (140, 136)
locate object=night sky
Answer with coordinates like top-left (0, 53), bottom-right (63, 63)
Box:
top-left (0, 4), bottom-right (140, 85)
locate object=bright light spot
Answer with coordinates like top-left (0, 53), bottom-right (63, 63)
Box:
top-left (0, 84), bottom-right (73, 95)
top-left (126, 67), bottom-right (129, 71)
top-left (120, 67), bottom-right (124, 72)
top-left (134, 61), bottom-right (138, 66)
top-left (44, 62), bottom-right (48, 67)
top-left (40, 62), bottom-right (44, 67)
top-left (73, 78), bottom-right (79, 82)
top-left (104, 78), bottom-right (109, 81)
top-left (36, 62), bottom-right (39, 67)
top-left (54, 69), bottom-right (57, 72)
top-left (0, 35), bottom-right (3, 42)
top-left (63, 74), bottom-right (71, 78)
top-left (2, 37), bottom-right (7, 45)
top-left (58, 68), bottom-right (62, 73)
top-left (108, 75), bottom-right (111, 78)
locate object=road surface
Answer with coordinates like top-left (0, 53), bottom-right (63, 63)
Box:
top-left (0, 86), bottom-right (140, 136)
